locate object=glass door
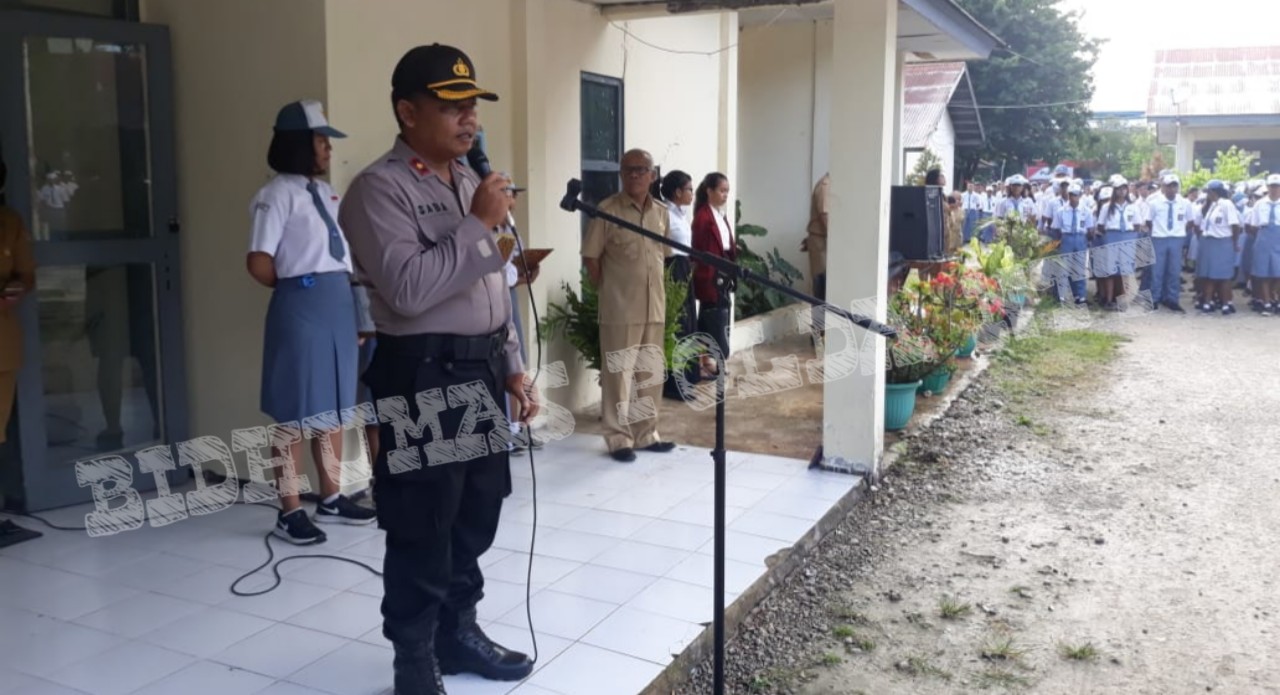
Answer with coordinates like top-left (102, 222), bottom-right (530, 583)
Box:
top-left (0, 10), bottom-right (186, 511)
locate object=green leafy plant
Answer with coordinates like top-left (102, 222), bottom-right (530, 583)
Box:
top-left (541, 266), bottom-right (694, 381)
top-left (1181, 145), bottom-right (1270, 189)
top-left (735, 201), bottom-right (804, 321)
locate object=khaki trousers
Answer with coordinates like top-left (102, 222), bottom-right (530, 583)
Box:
top-left (806, 234), bottom-right (827, 294)
top-left (599, 322), bottom-right (664, 452)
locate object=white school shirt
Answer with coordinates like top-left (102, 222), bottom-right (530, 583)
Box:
top-left (1199, 200), bottom-right (1241, 238)
top-left (1097, 202), bottom-right (1146, 231)
top-left (994, 197), bottom-right (1020, 219)
top-left (713, 207), bottom-right (733, 250)
top-left (1018, 197), bottom-right (1039, 219)
top-left (667, 203), bottom-right (692, 256)
top-left (1246, 198), bottom-right (1280, 228)
top-left (249, 174), bottom-right (353, 279)
top-left (1052, 203), bottom-right (1094, 234)
top-left (1148, 196), bottom-right (1193, 238)
top-left (1081, 196), bottom-right (1097, 214)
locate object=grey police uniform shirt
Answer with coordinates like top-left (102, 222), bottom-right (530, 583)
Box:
top-left (338, 137), bottom-right (523, 377)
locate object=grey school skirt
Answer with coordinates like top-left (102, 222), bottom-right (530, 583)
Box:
top-left (1196, 237), bottom-right (1237, 281)
top-left (261, 271), bottom-right (358, 424)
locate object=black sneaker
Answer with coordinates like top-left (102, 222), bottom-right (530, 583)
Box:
top-left (1261, 303), bottom-right (1274, 317)
top-left (610, 448), bottom-right (637, 463)
top-left (275, 509), bottom-right (327, 545)
top-left (1165, 301), bottom-right (1186, 314)
top-left (644, 441), bottom-right (677, 453)
top-left (1222, 303), bottom-right (1237, 316)
top-left (315, 495), bottom-right (377, 525)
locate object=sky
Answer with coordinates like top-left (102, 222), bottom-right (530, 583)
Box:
top-left (1057, 0), bottom-right (1279, 113)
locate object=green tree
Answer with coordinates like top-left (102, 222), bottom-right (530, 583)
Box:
top-left (955, 0), bottom-right (1100, 180)
top-left (1066, 122), bottom-right (1173, 180)
top-left (907, 148), bottom-right (944, 185)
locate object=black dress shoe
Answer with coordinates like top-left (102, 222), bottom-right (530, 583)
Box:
top-left (437, 616), bottom-right (533, 681)
top-left (1165, 301), bottom-right (1186, 313)
top-left (393, 640), bottom-right (446, 695)
top-left (611, 447), bottom-right (637, 462)
top-left (644, 441), bottom-right (677, 453)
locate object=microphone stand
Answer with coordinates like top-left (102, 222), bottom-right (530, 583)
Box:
top-left (559, 179), bottom-right (897, 695)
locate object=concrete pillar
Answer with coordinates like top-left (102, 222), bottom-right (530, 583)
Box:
top-left (822, 0), bottom-right (896, 475)
top-left (717, 11), bottom-right (739, 213)
top-left (890, 50), bottom-right (905, 184)
top-left (1175, 126), bottom-right (1196, 172)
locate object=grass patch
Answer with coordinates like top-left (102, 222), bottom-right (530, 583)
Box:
top-left (833, 624), bottom-right (876, 651)
top-left (1058, 642), bottom-right (1100, 662)
top-left (993, 326), bottom-right (1125, 413)
top-left (832, 624), bottom-right (856, 639)
top-left (1009, 585), bottom-right (1034, 600)
top-left (976, 668), bottom-right (1033, 690)
top-left (819, 651), bottom-right (842, 666)
top-left (897, 655), bottom-right (953, 681)
top-left (830, 603), bottom-right (871, 624)
top-left (938, 595), bottom-right (973, 620)
top-left (980, 636), bottom-right (1027, 663)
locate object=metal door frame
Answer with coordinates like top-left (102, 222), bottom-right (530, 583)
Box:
top-left (1, 10), bottom-right (188, 511)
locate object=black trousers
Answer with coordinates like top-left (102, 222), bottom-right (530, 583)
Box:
top-left (363, 333), bottom-right (513, 646)
top-left (664, 256), bottom-right (700, 398)
top-left (698, 302), bottom-right (731, 364)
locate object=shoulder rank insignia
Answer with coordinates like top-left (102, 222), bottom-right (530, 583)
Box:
top-left (410, 158), bottom-right (428, 175)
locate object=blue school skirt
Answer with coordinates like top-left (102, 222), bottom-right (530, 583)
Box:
top-left (1092, 230), bottom-right (1139, 277)
top-left (261, 271), bottom-right (358, 424)
top-left (1196, 237), bottom-right (1237, 281)
top-left (1253, 226), bottom-right (1280, 279)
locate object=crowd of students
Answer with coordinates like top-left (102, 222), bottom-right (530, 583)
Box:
top-left (958, 165), bottom-right (1280, 316)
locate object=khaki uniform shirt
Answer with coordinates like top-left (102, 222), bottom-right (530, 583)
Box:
top-left (582, 192), bottom-right (669, 326)
top-left (807, 174), bottom-right (830, 239)
top-left (0, 206), bottom-right (35, 371)
top-left (338, 137), bottom-right (522, 376)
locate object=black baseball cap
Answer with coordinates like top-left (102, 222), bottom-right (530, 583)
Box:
top-left (392, 44), bottom-right (498, 102)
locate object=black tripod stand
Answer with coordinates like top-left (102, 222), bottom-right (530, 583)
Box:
top-left (559, 180), bottom-right (897, 694)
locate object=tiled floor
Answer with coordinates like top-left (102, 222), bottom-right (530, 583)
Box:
top-left (0, 434), bottom-right (857, 695)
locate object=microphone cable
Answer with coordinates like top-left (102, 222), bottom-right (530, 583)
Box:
top-left (511, 213), bottom-right (544, 666)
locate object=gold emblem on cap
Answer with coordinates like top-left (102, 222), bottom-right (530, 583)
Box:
top-left (453, 58), bottom-right (471, 78)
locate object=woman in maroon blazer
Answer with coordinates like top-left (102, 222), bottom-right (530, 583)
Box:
top-left (691, 172), bottom-right (735, 377)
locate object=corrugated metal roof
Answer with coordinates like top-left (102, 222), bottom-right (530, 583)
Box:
top-left (1147, 46), bottom-right (1280, 118)
top-left (902, 61), bottom-right (983, 148)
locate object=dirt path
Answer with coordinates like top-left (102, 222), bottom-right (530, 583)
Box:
top-left (674, 309), bottom-right (1280, 695)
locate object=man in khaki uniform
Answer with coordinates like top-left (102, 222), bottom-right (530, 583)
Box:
top-left (1, 157), bottom-right (36, 508)
top-left (583, 149), bottom-right (677, 463)
top-left (804, 173), bottom-right (829, 298)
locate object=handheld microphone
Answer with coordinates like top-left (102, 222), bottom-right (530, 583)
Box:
top-left (466, 141), bottom-right (521, 231)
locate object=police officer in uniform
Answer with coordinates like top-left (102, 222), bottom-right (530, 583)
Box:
top-left (338, 44), bottom-right (538, 695)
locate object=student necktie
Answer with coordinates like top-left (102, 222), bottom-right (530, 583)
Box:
top-left (1071, 208), bottom-right (1077, 234)
top-left (1167, 203), bottom-right (1173, 231)
top-left (307, 180), bottom-right (346, 263)
top-left (1270, 202), bottom-right (1276, 227)
top-left (1120, 206), bottom-right (1128, 233)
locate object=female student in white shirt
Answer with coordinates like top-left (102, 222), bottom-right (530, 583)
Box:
top-left (246, 100), bottom-right (375, 544)
top-left (1246, 175), bottom-right (1280, 315)
top-left (1195, 180), bottom-right (1244, 315)
top-left (1094, 179), bottom-right (1146, 310)
top-left (657, 170), bottom-right (700, 397)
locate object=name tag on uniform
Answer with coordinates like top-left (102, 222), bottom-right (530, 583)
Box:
top-left (416, 202), bottom-right (450, 217)
top-left (1214, 216), bottom-right (1223, 224)
top-left (1177, 213), bottom-right (1185, 222)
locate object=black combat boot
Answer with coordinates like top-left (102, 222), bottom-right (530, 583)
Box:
top-left (436, 608), bottom-right (534, 681)
top-left (393, 639), bottom-right (447, 695)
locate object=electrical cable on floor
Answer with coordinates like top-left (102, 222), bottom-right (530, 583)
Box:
top-left (228, 502), bottom-right (383, 598)
top-left (513, 230), bottom-right (542, 665)
top-left (0, 510), bottom-right (87, 531)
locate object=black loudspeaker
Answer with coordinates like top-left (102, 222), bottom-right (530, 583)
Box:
top-left (889, 185), bottom-right (945, 261)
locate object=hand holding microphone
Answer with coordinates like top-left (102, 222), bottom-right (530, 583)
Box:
top-left (471, 171), bottom-right (517, 230)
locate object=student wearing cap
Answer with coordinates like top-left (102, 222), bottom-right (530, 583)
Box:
top-left (247, 99), bottom-right (377, 544)
top-left (1195, 180), bottom-right (1243, 315)
top-left (1146, 174), bottom-right (1193, 312)
top-left (1245, 174), bottom-right (1280, 315)
top-left (994, 175), bottom-right (1025, 220)
top-left (0, 155), bottom-right (35, 510)
top-left (1094, 177), bottom-right (1146, 310)
top-left (337, 45), bottom-right (538, 694)
top-left (1045, 183), bottom-right (1092, 305)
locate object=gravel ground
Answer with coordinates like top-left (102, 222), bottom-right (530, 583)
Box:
top-left (670, 308), bottom-right (1280, 695)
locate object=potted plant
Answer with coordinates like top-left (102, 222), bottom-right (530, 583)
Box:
top-left (542, 266), bottom-right (694, 381)
top-left (919, 356), bottom-right (957, 396)
top-left (884, 291), bottom-right (953, 431)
